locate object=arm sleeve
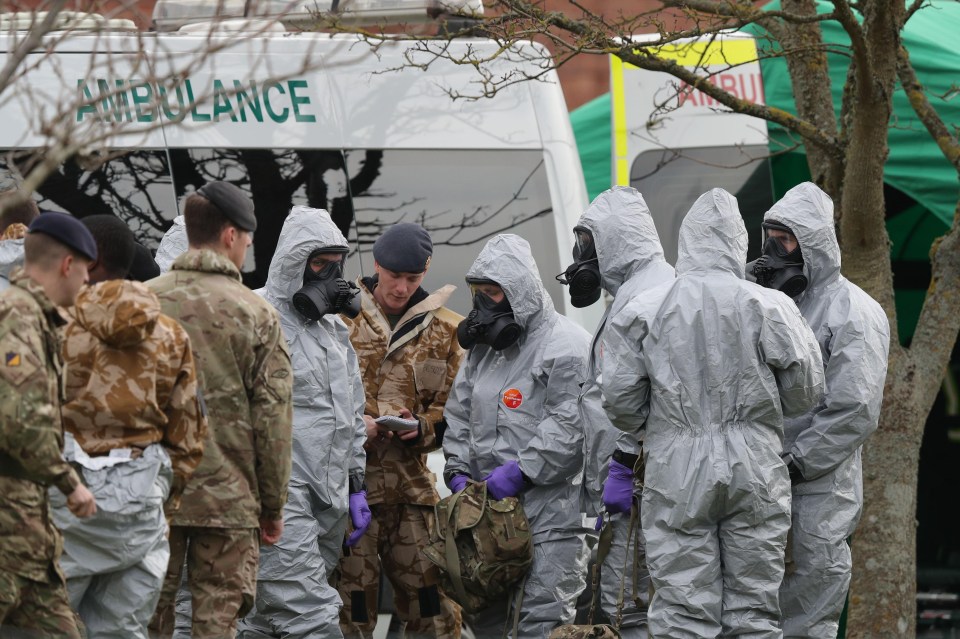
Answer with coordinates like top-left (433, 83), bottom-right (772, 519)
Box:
top-left (250, 313), bottom-right (293, 522)
top-left (789, 311), bottom-right (890, 480)
top-left (0, 323), bottom-right (79, 496)
top-left (759, 303), bottom-right (825, 419)
top-left (408, 326), bottom-right (465, 454)
top-left (599, 310), bottom-right (652, 438)
top-left (160, 329), bottom-right (206, 505)
top-left (345, 334), bottom-right (367, 484)
top-left (442, 353), bottom-right (476, 482)
top-left (518, 350), bottom-right (587, 485)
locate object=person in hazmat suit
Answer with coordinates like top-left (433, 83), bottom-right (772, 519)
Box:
top-left (751, 182), bottom-right (890, 639)
top-left (443, 233), bottom-right (589, 639)
top-left (238, 205), bottom-right (370, 638)
top-left (154, 215), bottom-right (187, 274)
top-left (557, 186), bottom-right (674, 637)
top-left (601, 188), bottom-right (825, 638)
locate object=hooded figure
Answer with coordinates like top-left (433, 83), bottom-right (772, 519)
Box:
top-left (601, 189), bottom-right (825, 639)
top-left (237, 206), bottom-right (367, 639)
top-left (443, 234), bottom-right (589, 638)
top-left (761, 183), bottom-right (890, 638)
top-left (53, 279), bottom-right (205, 639)
top-left (570, 187), bottom-right (675, 637)
top-left (155, 216), bottom-right (187, 273)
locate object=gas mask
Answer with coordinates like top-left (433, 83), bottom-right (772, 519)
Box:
top-left (751, 222), bottom-right (808, 298)
top-left (291, 248), bottom-right (361, 321)
top-left (457, 287), bottom-right (522, 351)
top-left (556, 226), bottom-right (602, 308)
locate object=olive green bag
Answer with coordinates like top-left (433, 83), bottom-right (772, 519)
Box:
top-left (422, 480), bottom-right (533, 614)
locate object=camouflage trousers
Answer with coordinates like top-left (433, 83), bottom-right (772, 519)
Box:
top-left (149, 526), bottom-right (259, 639)
top-left (336, 503), bottom-right (461, 638)
top-left (0, 567), bottom-right (82, 638)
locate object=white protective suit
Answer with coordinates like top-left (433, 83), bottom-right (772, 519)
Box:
top-left (0, 236), bottom-right (24, 291)
top-left (443, 234), bottom-right (589, 639)
top-left (601, 188), bottom-right (825, 639)
top-left (577, 187), bottom-right (675, 636)
top-left (763, 183), bottom-right (890, 639)
top-left (238, 206), bottom-right (367, 639)
top-left (51, 436), bottom-right (172, 639)
top-left (155, 216), bottom-right (187, 273)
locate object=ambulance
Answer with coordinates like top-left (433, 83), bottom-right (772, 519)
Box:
top-left (0, 1), bottom-right (597, 327)
top-left (608, 32), bottom-right (774, 263)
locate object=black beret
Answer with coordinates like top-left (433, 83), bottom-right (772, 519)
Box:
top-left (28, 211), bottom-right (98, 261)
top-left (196, 181), bottom-right (257, 232)
top-left (128, 242), bottom-right (161, 282)
top-left (373, 223), bottom-right (433, 274)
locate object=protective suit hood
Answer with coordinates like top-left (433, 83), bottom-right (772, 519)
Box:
top-left (0, 237), bottom-right (25, 287)
top-left (465, 234), bottom-right (554, 331)
top-left (74, 279), bottom-right (160, 349)
top-left (263, 206), bottom-right (349, 305)
top-left (578, 186), bottom-right (667, 295)
top-left (763, 182), bottom-right (840, 293)
top-left (155, 216), bottom-right (187, 273)
top-left (675, 188), bottom-right (747, 278)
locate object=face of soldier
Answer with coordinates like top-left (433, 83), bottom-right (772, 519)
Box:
top-left (225, 227), bottom-right (253, 270)
top-left (766, 228), bottom-right (798, 253)
top-left (60, 254), bottom-right (91, 307)
top-left (374, 262), bottom-right (426, 314)
top-left (472, 282), bottom-right (505, 304)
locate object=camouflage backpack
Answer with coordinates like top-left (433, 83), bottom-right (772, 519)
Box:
top-left (422, 480), bottom-right (533, 613)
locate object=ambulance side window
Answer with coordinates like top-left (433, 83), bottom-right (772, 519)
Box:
top-left (630, 145), bottom-right (774, 264)
top-left (344, 148), bottom-right (560, 317)
top-left (0, 149), bottom-right (179, 247)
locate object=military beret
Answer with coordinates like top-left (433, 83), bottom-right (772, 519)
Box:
top-left (373, 223), bottom-right (433, 274)
top-left (196, 181), bottom-right (257, 232)
top-left (28, 211), bottom-right (98, 261)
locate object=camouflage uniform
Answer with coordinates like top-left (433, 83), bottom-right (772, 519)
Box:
top-left (0, 270), bottom-right (82, 638)
top-left (148, 249), bottom-right (293, 639)
top-left (337, 277), bottom-right (464, 638)
top-left (53, 279), bottom-right (205, 638)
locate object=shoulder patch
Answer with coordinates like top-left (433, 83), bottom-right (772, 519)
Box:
top-left (0, 334), bottom-right (40, 388)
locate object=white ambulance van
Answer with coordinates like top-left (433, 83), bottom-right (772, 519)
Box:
top-left (0, 4), bottom-right (596, 327)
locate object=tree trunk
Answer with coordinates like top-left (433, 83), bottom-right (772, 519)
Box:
top-left (848, 347), bottom-right (921, 638)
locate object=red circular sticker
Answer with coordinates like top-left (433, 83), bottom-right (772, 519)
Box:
top-left (502, 388), bottom-right (523, 409)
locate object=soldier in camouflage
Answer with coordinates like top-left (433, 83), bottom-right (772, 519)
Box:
top-left (0, 212), bottom-right (98, 637)
top-left (336, 223), bottom-right (465, 638)
top-left (54, 215), bottom-right (206, 638)
top-left (148, 182), bottom-right (293, 639)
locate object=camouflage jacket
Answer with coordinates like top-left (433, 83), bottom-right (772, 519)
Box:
top-left (149, 249), bottom-right (293, 528)
top-left (62, 280), bottom-right (206, 512)
top-left (0, 270), bottom-right (80, 582)
top-left (346, 277), bottom-right (464, 506)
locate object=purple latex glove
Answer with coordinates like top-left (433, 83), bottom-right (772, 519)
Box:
top-left (449, 474), bottom-right (470, 493)
top-left (345, 491), bottom-right (372, 547)
top-left (482, 460), bottom-right (526, 500)
top-left (602, 459), bottom-right (635, 514)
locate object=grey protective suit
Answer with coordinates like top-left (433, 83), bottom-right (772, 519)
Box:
top-left (763, 183), bottom-right (890, 639)
top-left (50, 436), bottom-right (172, 639)
top-left (238, 206), bottom-right (367, 639)
top-left (601, 188), bottom-right (825, 639)
top-left (577, 187), bottom-right (675, 636)
top-left (155, 216), bottom-right (187, 273)
top-left (443, 234), bottom-right (589, 639)
top-left (0, 237), bottom-right (24, 291)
